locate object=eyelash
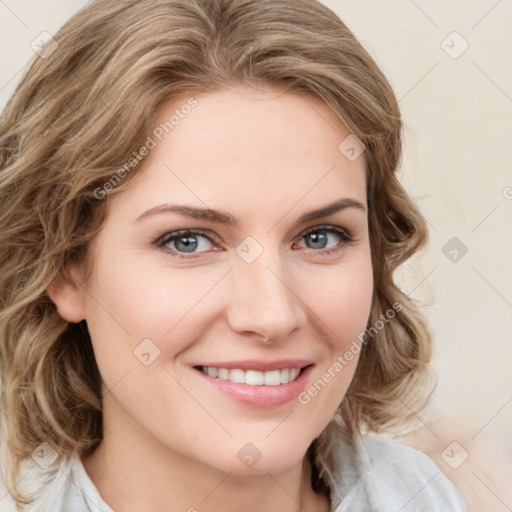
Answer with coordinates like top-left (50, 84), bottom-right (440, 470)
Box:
top-left (155, 225), bottom-right (355, 260)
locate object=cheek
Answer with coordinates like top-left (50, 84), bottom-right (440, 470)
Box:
top-left (330, 274), bottom-right (373, 348)
top-left (82, 255), bottom-right (229, 370)
top-left (303, 257), bottom-right (374, 348)
top-left (294, 257), bottom-right (373, 422)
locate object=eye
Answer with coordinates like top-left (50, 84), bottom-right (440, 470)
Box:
top-left (156, 229), bottom-right (218, 258)
top-left (156, 225), bottom-right (355, 259)
top-left (294, 225), bottom-right (354, 255)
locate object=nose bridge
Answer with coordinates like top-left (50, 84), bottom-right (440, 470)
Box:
top-left (227, 243), bottom-right (305, 341)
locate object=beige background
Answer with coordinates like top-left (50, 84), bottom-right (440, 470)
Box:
top-left (1, 1), bottom-right (511, 510)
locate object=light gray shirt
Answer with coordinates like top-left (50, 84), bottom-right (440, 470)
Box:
top-left (1, 432), bottom-right (467, 511)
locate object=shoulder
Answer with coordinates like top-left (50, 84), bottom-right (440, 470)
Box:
top-left (0, 451), bottom-right (87, 512)
top-left (0, 474), bottom-right (18, 512)
top-left (324, 429), bottom-right (467, 511)
top-left (354, 435), bottom-right (468, 511)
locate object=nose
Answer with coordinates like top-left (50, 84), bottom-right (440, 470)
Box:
top-left (225, 249), bottom-right (307, 344)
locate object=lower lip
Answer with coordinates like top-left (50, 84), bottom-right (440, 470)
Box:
top-left (194, 366), bottom-right (313, 408)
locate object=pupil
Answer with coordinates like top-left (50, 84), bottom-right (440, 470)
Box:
top-left (308, 232), bottom-right (327, 249)
top-left (177, 236), bottom-right (197, 252)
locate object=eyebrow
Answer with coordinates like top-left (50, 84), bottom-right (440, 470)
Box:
top-left (133, 197), bottom-right (366, 226)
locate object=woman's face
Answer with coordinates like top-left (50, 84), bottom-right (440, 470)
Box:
top-left (61, 87), bottom-right (373, 475)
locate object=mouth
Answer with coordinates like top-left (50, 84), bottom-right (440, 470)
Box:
top-left (195, 366), bottom-right (303, 386)
top-left (192, 360), bottom-right (314, 407)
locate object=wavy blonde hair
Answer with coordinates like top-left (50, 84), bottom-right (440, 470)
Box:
top-left (0, 0), bottom-right (434, 505)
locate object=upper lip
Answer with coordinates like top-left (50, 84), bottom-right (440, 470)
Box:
top-left (193, 359), bottom-right (314, 372)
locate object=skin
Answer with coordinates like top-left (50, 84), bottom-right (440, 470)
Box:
top-left (49, 87), bottom-right (373, 512)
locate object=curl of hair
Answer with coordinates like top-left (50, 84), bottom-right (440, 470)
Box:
top-left (0, 0), bottom-right (434, 505)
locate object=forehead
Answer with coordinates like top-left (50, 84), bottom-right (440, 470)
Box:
top-left (111, 87), bottom-right (367, 221)
top-left (152, 86), bottom-right (358, 166)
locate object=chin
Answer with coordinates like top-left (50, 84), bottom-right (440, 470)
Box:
top-left (197, 434), bottom-right (315, 476)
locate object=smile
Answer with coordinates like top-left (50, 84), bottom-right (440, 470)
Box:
top-left (198, 366), bottom-right (301, 386)
top-left (193, 361), bottom-right (314, 407)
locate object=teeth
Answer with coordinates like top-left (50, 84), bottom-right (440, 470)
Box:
top-left (218, 368), bottom-right (230, 380)
top-left (229, 369), bottom-right (245, 383)
top-left (245, 370), bottom-right (264, 386)
top-left (264, 370), bottom-right (281, 386)
top-left (207, 367), bottom-right (218, 378)
top-left (200, 366), bottom-right (302, 386)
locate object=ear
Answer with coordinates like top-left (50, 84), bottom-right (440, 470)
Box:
top-left (47, 265), bottom-right (87, 323)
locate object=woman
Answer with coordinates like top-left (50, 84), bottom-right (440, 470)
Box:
top-left (0, 0), bottom-right (467, 510)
